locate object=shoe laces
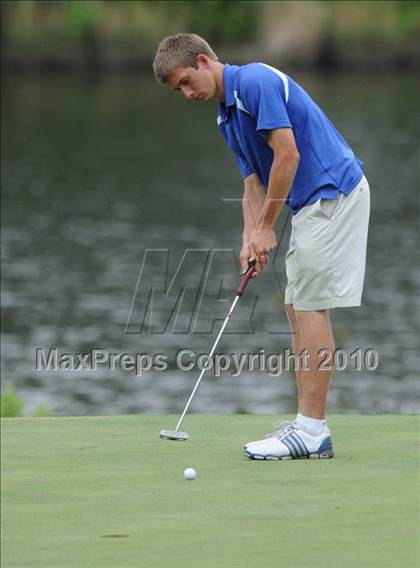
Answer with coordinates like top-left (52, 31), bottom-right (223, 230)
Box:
top-left (265, 420), bottom-right (296, 439)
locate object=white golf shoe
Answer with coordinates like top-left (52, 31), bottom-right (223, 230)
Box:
top-left (244, 422), bottom-right (334, 460)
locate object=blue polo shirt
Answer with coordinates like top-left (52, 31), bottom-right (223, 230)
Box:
top-left (217, 63), bottom-right (364, 214)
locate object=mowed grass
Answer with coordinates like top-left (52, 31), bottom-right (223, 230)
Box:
top-left (1, 415), bottom-right (419, 568)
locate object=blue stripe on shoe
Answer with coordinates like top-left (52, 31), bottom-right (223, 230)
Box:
top-left (287, 435), bottom-right (302, 456)
top-left (281, 432), bottom-right (310, 458)
top-left (290, 433), bottom-right (309, 457)
top-left (282, 433), bottom-right (302, 458)
top-left (281, 436), bottom-right (298, 458)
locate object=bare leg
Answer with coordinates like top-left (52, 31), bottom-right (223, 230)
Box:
top-left (284, 304), bottom-right (303, 413)
top-left (286, 306), bottom-right (335, 419)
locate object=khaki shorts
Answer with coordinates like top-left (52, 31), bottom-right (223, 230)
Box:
top-left (284, 176), bottom-right (370, 310)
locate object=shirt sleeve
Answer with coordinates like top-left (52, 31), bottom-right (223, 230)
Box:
top-left (239, 70), bottom-right (292, 132)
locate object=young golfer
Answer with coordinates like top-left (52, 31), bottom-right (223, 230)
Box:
top-left (153, 33), bottom-right (370, 460)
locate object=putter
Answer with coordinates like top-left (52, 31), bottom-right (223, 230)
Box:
top-left (160, 261), bottom-right (256, 441)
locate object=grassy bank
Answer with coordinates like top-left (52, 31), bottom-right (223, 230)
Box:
top-left (1, 415), bottom-right (419, 567)
top-left (2, 1), bottom-right (419, 71)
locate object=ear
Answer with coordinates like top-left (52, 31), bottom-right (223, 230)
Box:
top-left (196, 53), bottom-right (210, 68)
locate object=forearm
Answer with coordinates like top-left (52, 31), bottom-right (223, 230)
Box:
top-left (242, 175), bottom-right (266, 241)
top-left (257, 155), bottom-right (299, 229)
top-left (243, 197), bottom-right (264, 241)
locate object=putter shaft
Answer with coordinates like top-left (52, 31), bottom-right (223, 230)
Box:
top-left (175, 294), bottom-right (240, 432)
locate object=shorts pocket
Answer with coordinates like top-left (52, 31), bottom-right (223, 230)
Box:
top-left (319, 197), bottom-right (340, 220)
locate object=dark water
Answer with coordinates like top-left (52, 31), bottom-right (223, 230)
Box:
top-left (2, 71), bottom-right (420, 416)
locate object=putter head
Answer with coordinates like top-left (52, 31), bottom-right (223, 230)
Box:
top-left (159, 429), bottom-right (189, 441)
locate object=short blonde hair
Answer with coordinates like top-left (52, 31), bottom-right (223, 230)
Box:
top-left (153, 33), bottom-right (219, 85)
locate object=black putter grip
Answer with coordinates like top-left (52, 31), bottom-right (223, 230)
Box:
top-left (237, 261), bottom-right (256, 297)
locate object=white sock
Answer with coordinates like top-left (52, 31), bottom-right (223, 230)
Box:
top-left (296, 413), bottom-right (327, 436)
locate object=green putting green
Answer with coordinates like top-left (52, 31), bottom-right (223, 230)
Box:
top-left (2, 415), bottom-right (419, 567)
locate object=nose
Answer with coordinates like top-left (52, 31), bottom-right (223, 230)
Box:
top-left (183, 87), bottom-right (195, 100)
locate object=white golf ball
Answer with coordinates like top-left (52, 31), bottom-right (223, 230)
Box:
top-left (183, 467), bottom-right (196, 480)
